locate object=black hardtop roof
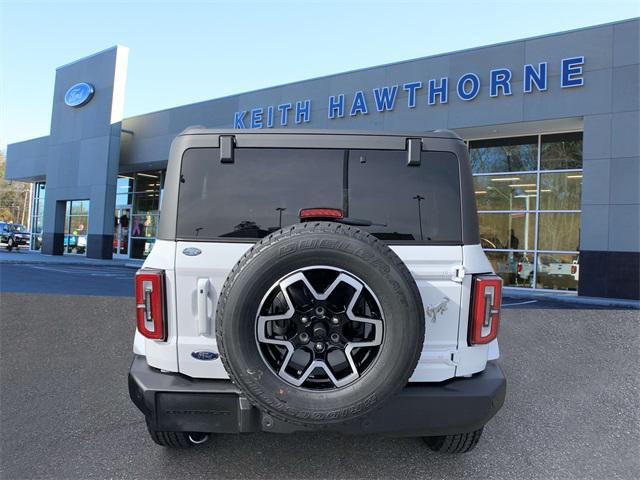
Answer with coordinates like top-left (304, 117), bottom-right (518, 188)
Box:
top-left (178, 127), bottom-right (462, 141)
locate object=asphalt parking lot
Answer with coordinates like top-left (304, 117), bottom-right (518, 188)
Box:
top-left (1, 264), bottom-right (639, 479)
top-left (0, 262), bottom-right (135, 296)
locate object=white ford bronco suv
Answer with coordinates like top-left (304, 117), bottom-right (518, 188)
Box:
top-left (128, 128), bottom-right (506, 453)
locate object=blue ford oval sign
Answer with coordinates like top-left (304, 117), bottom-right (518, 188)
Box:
top-left (64, 82), bottom-right (95, 108)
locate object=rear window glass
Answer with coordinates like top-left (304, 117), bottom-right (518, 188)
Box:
top-left (177, 147), bottom-right (461, 244)
top-left (348, 150), bottom-right (461, 242)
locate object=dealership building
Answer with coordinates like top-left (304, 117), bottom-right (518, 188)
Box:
top-left (6, 18), bottom-right (639, 299)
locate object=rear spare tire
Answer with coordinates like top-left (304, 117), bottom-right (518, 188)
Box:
top-left (215, 222), bottom-right (425, 427)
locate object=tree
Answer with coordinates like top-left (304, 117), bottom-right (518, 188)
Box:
top-left (0, 151), bottom-right (31, 225)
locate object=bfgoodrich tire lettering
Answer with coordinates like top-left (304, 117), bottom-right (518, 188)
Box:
top-left (215, 222), bottom-right (425, 427)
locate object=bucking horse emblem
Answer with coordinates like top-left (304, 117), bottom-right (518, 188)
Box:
top-left (425, 297), bottom-right (450, 323)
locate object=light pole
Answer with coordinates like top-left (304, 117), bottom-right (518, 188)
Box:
top-left (276, 207), bottom-right (286, 229)
top-left (413, 195), bottom-right (425, 241)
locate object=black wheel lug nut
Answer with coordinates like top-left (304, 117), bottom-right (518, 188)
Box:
top-left (299, 332), bottom-right (309, 344)
top-left (330, 333), bottom-right (340, 343)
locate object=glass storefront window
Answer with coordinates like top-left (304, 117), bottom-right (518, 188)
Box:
top-left (113, 170), bottom-right (164, 259)
top-left (64, 199), bottom-right (89, 255)
top-left (540, 132), bottom-right (583, 170)
top-left (116, 176), bottom-right (134, 206)
top-left (133, 191), bottom-right (160, 214)
top-left (131, 214), bottom-right (158, 238)
top-left (536, 253), bottom-right (579, 291)
top-left (32, 215), bottom-right (43, 233)
top-left (67, 199), bottom-right (89, 216)
top-left (485, 251), bottom-right (535, 288)
top-left (116, 193), bottom-right (133, 206)
top-left (34, 198), bottom-right (45, 217)
top-left (117, 176), bottom-right (134, 193)
top-left (130, 237), bottom-right (156, 259)
top-left (471, 132), bottom-right (583, 291)
top-left (469, 136), bottom-right (538, 173)
top-left (539, 172), bottom-right (582, 210)
top-left (473, 174), bottom-right (538, 211)
top-left (537, 212), bottom-right (580, 251)
top-left (30, 182), bottom-right (46, 251)
top-left (479, 212), bottom-right (535, 250)
top-left (134, 172), bottom-right (162, 192)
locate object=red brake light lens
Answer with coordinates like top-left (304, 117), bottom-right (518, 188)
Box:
top-left (136, 269), bottom-right (166, 340)
top-left (469, 274), bottom-right (502, 345)
top-left (299, 208), bottom-right (343, 221)
top-left (571, 265), bottom-right (577, 275)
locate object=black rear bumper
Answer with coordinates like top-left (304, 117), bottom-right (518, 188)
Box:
top-left (128, 355), bottom-right (506, 437)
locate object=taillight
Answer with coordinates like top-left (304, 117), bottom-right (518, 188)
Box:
top-left (299, 208), bottom-right (343, 221)
top-left (570, 265), bottom-right (577, 275)
top-left (469, 274), bottom-right (502, 345)
top-left (136, 269), bottom-right (166, 340)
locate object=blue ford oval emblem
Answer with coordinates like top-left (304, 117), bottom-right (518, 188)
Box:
top-left (182, 247), bottom-right (202, 256)
top-left (64, 82), bottom-right (95, 108)
top-left (191, 351), bottom-right (218, 361)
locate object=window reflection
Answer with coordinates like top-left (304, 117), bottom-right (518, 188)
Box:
top-left (133, 191), bottom-right (160, 214)
top-left (538, 213), bottom-right (580, 251)
top-left (64, 199), bottom-right (89, 255)
top-left (479, 212), bottom-right (535, 250)
top-left (176, 149), bottom-right (462, 244)
top-left (485, 251), bottom-right (535, 288)
top-left (114, 171), bottom-right (162, 259)
top-left (131, 215), bottom-right (158, 238)
top-left (30, 182), bottom-right (46, 251)
top-left (474, 174), bottom-right (537, 211)
top-left (539, 173), bottom-right (582, 210)
top-left (536, 253), bottom-right (579, 291)
top-left (471, 132), bottom-right (583, 291)
top-left (540, 133), bottom-right (583, 170)
top-left (469, 136), bottom-right (538, 173)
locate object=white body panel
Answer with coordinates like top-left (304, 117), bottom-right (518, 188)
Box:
top-left (137, 241), bottom-right (498, 382)
top-left (174, 242), bottom-right (253, 378)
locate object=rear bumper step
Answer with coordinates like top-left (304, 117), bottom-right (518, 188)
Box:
top-left (128, 355), bottom-right (506, 436)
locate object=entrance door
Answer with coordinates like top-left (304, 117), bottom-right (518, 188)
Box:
top-left (113, 207), bottom-right (131, 257)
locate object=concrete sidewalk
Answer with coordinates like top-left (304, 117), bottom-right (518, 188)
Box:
top-left (503, 287), bottom-right (640, 309)
top-left (0, 248), bottom-right (143, 269)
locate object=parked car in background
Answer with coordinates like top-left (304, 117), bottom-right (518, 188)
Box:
top-left (0, 223), bottom-right (29, 251)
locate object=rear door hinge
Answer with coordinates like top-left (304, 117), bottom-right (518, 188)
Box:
top-left (452, 266), bottom-right (465, 283)
top-left (220, 135), bottom-right (235, 163)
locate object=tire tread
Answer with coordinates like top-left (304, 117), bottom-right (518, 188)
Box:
top-left (424, 428), bottom-right (483, 454)
top-left (146, 420), bottom-right (193, 448)
top-left (215, 222), bottom-right (425, 427)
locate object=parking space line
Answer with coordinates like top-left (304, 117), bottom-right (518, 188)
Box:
top-left (26, 265), bottom-right (132, 277)
top-left (502, 300), bottom-right (538, 307)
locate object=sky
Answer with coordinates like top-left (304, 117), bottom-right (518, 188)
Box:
top-left (1, 0), bottom-right (638, 149)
